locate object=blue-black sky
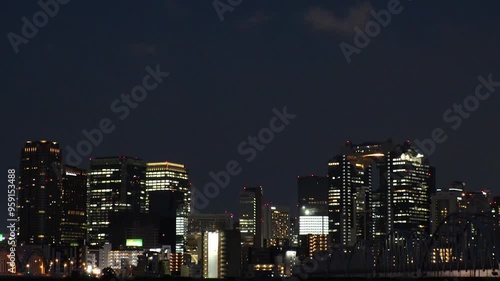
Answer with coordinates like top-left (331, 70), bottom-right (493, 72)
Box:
top-left (2, 1), bottom-right (500, 228)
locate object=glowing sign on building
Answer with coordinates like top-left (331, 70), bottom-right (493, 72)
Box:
top-left (126, 239), bottom-right (143, 247)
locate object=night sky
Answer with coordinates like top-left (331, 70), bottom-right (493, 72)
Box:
top-left (2, 1), bottom-right (500, 230)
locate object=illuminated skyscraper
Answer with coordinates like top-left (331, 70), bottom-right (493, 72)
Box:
top-left (18, 140), bottom-right (62, 246)
top-left (328, 140), bottom-right (434, 246)
top-left (146, 161), bottom-right (190, 253)
top-left (201, 230), bottom-right (241, 278)
top-left (430, 182), bottom-right (465, 233)
top-left (240, 186), bottom-right (263, 247)
top-left (297, 176), bottom-right (329, 256)
top-left (87, 156), bottom-right (147, 247)
top-left (60, 165), bottom-right (87, 246)
top-left (298, 176), bottom-right (329, 236)
top-left (146, 161), bottom-right (190, 212)
top-left (272, 206), bottom-right (290, 240)
top-left (262, 205), bottom-right (290, 247)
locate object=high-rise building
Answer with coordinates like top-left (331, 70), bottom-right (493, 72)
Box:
top-left (270, 206), bottom-right (290, 243)
top-left (437, 180), bottom-right (465, 192)
top-left (240, 186), bottom-right (263, 247)
top-left (146, 161), bottom-right (191, 253)
top-left (146, 161), bottom-right (190, 212)
top-left (108, 212), bottom-right (159, 250)
top-left (151, 190), bottom-right (186, 253)
top-left (188, 213), bottom-right (234, 234)
top-left (328, 140), bottom-right (434, 246)
top-left (290, 217), bottom-right (299, 247)
top-left (430, 182), bottom-right (465, 233)
top-left (262, 204), bottom-right (272, 244)
top-left (297, 176), bottom-right (329, 256)
top-left (492, 196), bottom-right (500, 224)
top-left (465, 190), bottom-right (491, 214)
top-left (87, 156), bottom-right (147, 247)
top-left (492, 196), bottom-right (500, 247)
top-left (18, 140), bottom-right (63, 246)
top-left (60, 165), bottom-right (87, 246)
top-left (263, 205), bottom-right (290, 247)
top-left (298, 176), bottom-right (329, 235)
top-left (201, 230), bottom-right (241, 278)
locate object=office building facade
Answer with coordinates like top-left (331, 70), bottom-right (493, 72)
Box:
top-left (201, 230), bottom-right (241, 278)
top-left (87, 156), bottom-right (147, 247)
top-left (146, 161), bottom-right (190, 253)
top-left (240, 186), bottom-right (263, 247)
top-left (60, 165), bottom-right (87, 246)
top-left (430, 181), bottom-right (467, 233)
top-left (188, 213), bottom-right (234, 234)
top-left (297, 176), bottom-right (329, 256)
top-left (263, 205), bottom-right (290, 247)
top-left (328, 140), bottom-right (434, 246)
top-left (465, 190), bottom-right (491, 214)
top-left (298, 176), bottom-right (329, 235)
top-left (18, 140), bottom-right (63, 245)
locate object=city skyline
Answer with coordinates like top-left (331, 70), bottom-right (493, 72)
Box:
top-left (3, 1), bottom-right (500, 278)
top-left (6, 138), bottom-right (500, 277)
top-left (13, 138), bottom-right (498, 219)
top-left (9, 137), bottom-right (499, 221)
top-left (3, 1), bottom-right (500, 234)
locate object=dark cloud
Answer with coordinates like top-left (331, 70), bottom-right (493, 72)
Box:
top-left (305, 2), bottom-right (373, 35)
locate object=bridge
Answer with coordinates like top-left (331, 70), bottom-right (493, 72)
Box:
top-left (298, 212), bottom-right (500, 278)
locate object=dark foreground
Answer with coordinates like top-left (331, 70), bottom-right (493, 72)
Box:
top-left (0, 276), bottom-right (500, 281)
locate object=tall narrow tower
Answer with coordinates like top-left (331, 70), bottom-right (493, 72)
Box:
top-left (146, 161), bottom-right (190, 253)
top-left (60, 165), bottom-right (87, 246)
top-left (18, 140), bottom-right (63, 246)
top-left (239, 186), bottom-right (263, 247)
